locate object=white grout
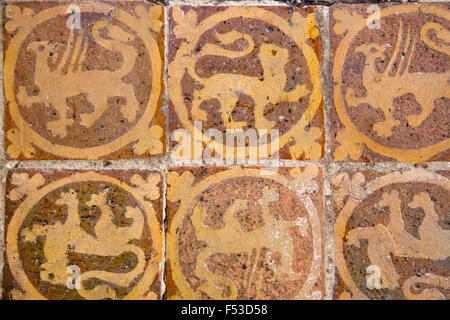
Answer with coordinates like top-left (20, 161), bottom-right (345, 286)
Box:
top-left (0, 0), bottom-right (449, 301)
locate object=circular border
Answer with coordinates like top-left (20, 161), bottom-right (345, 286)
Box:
top-left (4, 4), bottom-right (162, 159)
top-left (169, 7), bottom-right (322, 158)
top-left (333, 4), bottom-right (450, 162)
top-left (6, 171), bottom-right (163, 300)
top-left (167, 167), bottom-right (322, 299)
top-left (335, 170), bottom-right (450, 300)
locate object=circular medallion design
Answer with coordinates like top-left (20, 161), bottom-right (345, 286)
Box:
top-left (4, 3), bottom-right (162, 158)
top-left (333, 5), bottom-right (450, 161)
top-left (169, 7), bottom-right (322, 159)
top-left (335, 170), bottom-right (450, 299)
top-left (168, 168), bottom-right (322, 299)
top-left (7, 172), bottom-right (162, 300)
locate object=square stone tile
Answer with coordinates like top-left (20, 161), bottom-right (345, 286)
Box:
top-left (3, 169), bottom-right (163, 300)
top-left (3, 1), bottom-right (165, 159)
top-left (330, 3), bottom-right (450, 162)
top-left (168, 6), bottom-right (324, 161)
top-left (166, 166), bottom-right (324, 300)
top-left (333, 169), bottom-right (450, 300)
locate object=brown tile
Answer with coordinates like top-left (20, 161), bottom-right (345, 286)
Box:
top-left (333, 169), bottom-right (450, 300)
top-left (330, 3), bottom-right (450, 162)
top-left (168, 6), bottom-right (324, 161)
top-left (3, 1), bottom-right (165, 159)
top-left (3, 169), bottom-right (163, 300)
top-left (166, 166), bottom-right (325, 300)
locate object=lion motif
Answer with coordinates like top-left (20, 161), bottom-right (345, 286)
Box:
top-left (179, 30), bottom-right (310, 131)
top-left (17, 21), bottom-right (139, 138)
top-left (191, 186), bottom-right (309, 299)
top-left (21, 189), bottom-right (145, 300)
top-left (346, 190), bottom-right (450, 298)
top-left (346, 21), bottom-right (450, 137)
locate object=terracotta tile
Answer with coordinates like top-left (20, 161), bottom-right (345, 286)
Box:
top-left (3, 1), bottom-right (165, 159)
top-left (168, 6), bottom-right (324, 161)
top-left (333, 169), bottom-right (450, 300)
top-left (166, 166), bottom-right (325, 300)
top-left (3, 169), bottom-right (163, 300)
top-left (330, 3), bottom-right (450, 162)
top-left (313, 0), bottom-right (399, 2)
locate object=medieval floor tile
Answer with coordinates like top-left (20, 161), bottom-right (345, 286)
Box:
top-left (333, 169), bottom-right (450, 300)
top-left (166, 166), bottom-right (325, 300)
top-left (3, 1), bottom-right (165, 159)
top-left (3, 169), bottom-right (163, 300)
top-left (168, 6), bottom-right (324, 161)
top-left (330, 3), bottom-right (450, 162)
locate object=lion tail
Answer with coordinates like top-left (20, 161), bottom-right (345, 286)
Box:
top-left (403, 274), bottom-right (450, 300)
top-left (92, 20), bottom-right (137, 78)
top-left (77, 245), bottom-right (146, 300)
top-left (421, 22), bottom-right (450, 56)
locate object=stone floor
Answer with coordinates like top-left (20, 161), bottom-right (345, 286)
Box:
top-left (0, 0), bottom-right (449, 300)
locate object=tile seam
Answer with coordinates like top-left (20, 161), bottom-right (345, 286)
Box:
top-left (0, 0), bottom-right (449, 300)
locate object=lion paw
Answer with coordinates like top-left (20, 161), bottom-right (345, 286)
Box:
top-left (346, 231), bottom-right (361, 248)
top-left (120, 105), bottom-right (137, 123)
top-left (80, 113), bottom-right (98, 128)
top-left (407, 114), bottom-right (425, 128)
top-left (373, 119), bottom-right (400, 138)
top-left (21, 227), bottom-right (38, 243)
top-left (47, 119), bottom-right (73, 138)
top-left (225, 120), bottom-right (247, 132)
top-left (17, 86), bottom-right (29, 105)
top-left (255, 118), bottom-right (276, 131)
top-left (192, 104), bottom-right (208, 121)
top-left (345, 88), bottom-right (359, 107)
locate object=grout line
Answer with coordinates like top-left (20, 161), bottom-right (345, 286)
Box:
top-left (169, 0), bottom-right (294, 6)
top-left (314, 5), bottom-right (335, 300)
top-left (4, 158), bottom-right (450, 170)
top-left (159, 4), bottom-right (170, 300)
top-left (160, 168), bottom-right (168, 299)
top-left (0, 0), bottom-right (168, 3)
top-left (0, 168), bottom-right (5, 300)
top-left (0, 5), bottom-right (4, 163)
top-left (0, 3), bottom-right (5, 299)
top-left (163, 4), bottom-right (171, 169)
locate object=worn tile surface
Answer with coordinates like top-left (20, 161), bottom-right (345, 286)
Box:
top-left (331, 3), bottom-right (450, 162)
top-left (333, 169), bottom-right (450, 300)
top-left (166, 166), bottom-right (324, 300)
top-left (168, 6), bottom-right (324, 161)
top-left (3, 170), bottom-right (163, 300)
top-left (3, 1), bottom-right (165, 159)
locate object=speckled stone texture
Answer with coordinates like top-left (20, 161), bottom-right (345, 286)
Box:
top-left (168, 6), bottom-right (324, 160)
top-left (3, 169), bottom-right (163, 300)
top-left (333, 169), bottom-right (450, 300)
top-left (331, 3), bottom-right (449, 162)
top-left (166, 166), bottom-right (325, 299)
top-left (3, 1), bottom-right (165, 159)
